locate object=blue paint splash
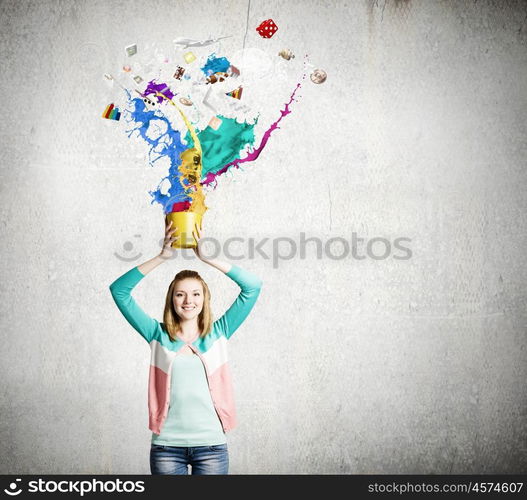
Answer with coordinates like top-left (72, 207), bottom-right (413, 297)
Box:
top-left (201, 53), bottom-right (230, 75)
top-left (124, 92), bottom-right (191, 214)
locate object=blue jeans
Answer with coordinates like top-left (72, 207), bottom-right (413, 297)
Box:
top-left (150, 443), bottom-right (229, 475)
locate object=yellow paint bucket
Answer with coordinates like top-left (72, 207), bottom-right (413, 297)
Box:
top-left (165, 211), bottom-right (202, 248)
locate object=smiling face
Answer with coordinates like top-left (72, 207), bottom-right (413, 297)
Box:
top-left (172, 278), bottom-right (204, 321)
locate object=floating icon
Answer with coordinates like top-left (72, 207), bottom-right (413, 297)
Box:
top-left (256, 19), bottom-right (278, 38)
top-left (125, 44), bottom-right (137, 57)
top-left (173, 66), bottom-right (185, 80)
top-left (278, 49), bottom-right (295, 60)
top-left (173, 35), bottom-right (232, 49)
top-left (179, 97), bottom-right (193, 106)
top-left (227, 65), bottom-right (240, 78)
top-left (133, 75), bottom-right (143, 84)
top-left (102, 103), bottom-right (121, 120)
top-left (208, 116), bottom-right (222, 130)
top-left (226, 86), bottom-right (243, 99)
top-left (310, 68), bottom-right (327, 84)
top-left (201, 86), bottom-right (217, 114)
top-left (206, 72), bottom-right (229, 84)
top-left (134, 90), bottom-right (156, 109)
top-left (143, 96), bottom-right (156, 107)
top-left (184, 52), bottom-right (196, 63)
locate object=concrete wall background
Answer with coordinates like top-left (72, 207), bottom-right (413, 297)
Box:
top-left (1, 0), bottom-right (526, 474)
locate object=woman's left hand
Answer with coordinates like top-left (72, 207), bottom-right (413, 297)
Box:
top-left (192, 222), bottom-right (232, 273)
top-left (192, 220), bottom-right (204, 260)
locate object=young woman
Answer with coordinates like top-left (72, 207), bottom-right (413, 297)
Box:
top-left (109, 220), bottom-right (262, 475)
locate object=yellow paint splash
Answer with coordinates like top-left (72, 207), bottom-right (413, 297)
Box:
top-left (155, 92), bottom-right (208, 217)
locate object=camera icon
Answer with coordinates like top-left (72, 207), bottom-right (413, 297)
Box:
top-left (4, 478), bottom-right (22, 496)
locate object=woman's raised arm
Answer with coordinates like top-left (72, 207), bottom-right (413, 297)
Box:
top-left (109, 220), bottom-right (180, 342)
top-left (192, 223), bottom-right (262, 338)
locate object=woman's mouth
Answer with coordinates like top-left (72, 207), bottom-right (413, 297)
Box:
top-left (182, 306), bottom-right (196, 311)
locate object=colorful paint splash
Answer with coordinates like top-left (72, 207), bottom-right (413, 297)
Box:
top-left (124, 91), bottom-right (192, 214)
top-left (124, 79), bottom-right (303, 208)
top-left (143, 80), bottom-right (175, 103)
top-left (201, 81), bottom-right (304, 188)
top-left (183, 116), bottom-right (258, 178)
top-left (108, 43), bottom-right (306, 218)
top-left (153, 91), bottom-right (207, 217)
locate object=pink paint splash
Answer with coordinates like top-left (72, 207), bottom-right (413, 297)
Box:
top-left (201, 76), bottom-right (306, 188)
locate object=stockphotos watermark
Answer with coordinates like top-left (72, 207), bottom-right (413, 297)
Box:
top-left (114, 232), bottom-right (413, 268)
top-left (3, 478), bottom-right (145, 496)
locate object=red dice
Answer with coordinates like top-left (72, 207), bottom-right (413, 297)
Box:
top-left (256, 19), bottom-right (278, 38)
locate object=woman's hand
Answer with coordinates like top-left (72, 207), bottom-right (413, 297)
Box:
top-left (160, 219), bottom-right (179, 259)
top-left (192, 220), bottom-right (204, 260)
top-left (192, 222), bottom-right (232, 274)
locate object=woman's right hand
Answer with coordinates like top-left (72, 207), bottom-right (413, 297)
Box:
top-left (160, 219), bottom-right (179, 259)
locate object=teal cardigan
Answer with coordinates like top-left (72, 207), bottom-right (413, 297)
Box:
top-left (109, 264), bottom-right (262, 434)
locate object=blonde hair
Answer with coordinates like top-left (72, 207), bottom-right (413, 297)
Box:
top-left (163, 270), bottom-right (213, 341)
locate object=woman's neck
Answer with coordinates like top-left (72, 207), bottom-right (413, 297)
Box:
top-left (177, 319), bottom-right (200, 340)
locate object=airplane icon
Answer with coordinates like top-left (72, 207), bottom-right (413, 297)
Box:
top-left (173, 36), bottom-right (232, 49)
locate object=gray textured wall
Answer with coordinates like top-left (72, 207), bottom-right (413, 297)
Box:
top-left (1, 0), bottom-right (526, 474)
